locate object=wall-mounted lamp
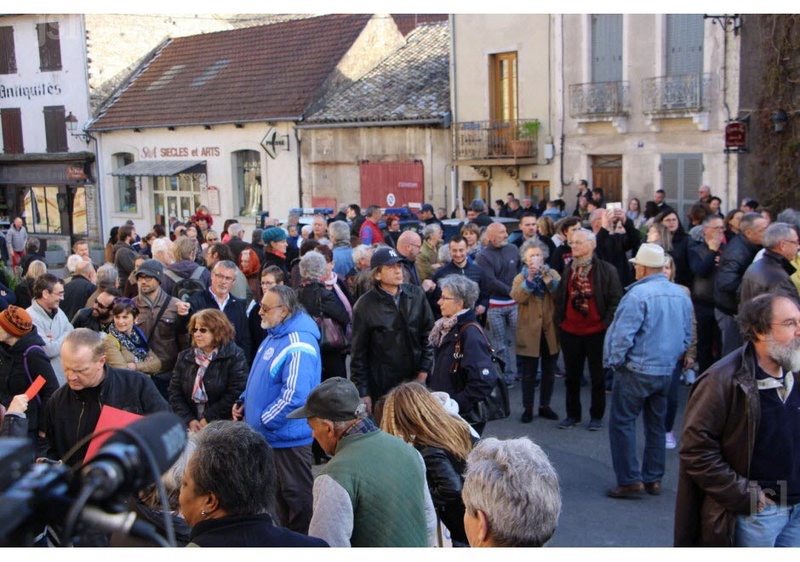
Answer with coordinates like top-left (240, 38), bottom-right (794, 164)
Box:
top-left (772, 109), bottom-right (788, 133)
top-left (65, 112), bottom-right (91, 143)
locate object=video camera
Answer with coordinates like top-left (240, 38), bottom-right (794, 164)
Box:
top-left (0, 412), bottom-right (187, 547)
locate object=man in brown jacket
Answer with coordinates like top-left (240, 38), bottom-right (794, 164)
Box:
top-left (675, 293), bottom-right (800, 546)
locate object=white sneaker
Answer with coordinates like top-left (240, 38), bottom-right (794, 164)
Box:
top-left (665, 431), bottom-right (677, 449)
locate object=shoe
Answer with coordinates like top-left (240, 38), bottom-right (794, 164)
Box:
top-left (587, 418), bottom-right (603, 431)
top-left (539, 406), bottom-right (559, 420)
top-left (521, 408), bottom-right (534, 423)
top-left (644, 481), bottom-right (662, 496)
top-left (606, 482), bottom-right (644, 499)
top-left (558, 417), bottom-right (579, 429)
top-left (665, 431), bottom-right (677, 449)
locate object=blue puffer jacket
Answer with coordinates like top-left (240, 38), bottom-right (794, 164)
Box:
top-left (242, 311), bottom-right (321, 449)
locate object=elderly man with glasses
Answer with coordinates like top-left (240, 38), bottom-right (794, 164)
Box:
top-left (740, 222), bottom-right (800, 304)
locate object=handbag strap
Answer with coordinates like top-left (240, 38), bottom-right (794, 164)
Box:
top-left (23, 345), bottom-right (46, 405)
top-left (147, 292), bottom-right (171, 342)
top-left (449, 321), bottom-right (493, 374)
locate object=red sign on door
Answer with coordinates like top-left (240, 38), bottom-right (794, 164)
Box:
top-left (359, 162), bottom-right (424, 209)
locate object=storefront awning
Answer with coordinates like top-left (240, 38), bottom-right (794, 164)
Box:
top-left (111, 160), bottom-right (206, 177)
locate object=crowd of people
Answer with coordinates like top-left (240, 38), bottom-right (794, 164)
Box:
top-left (0, 182), bottom-right (797, 547)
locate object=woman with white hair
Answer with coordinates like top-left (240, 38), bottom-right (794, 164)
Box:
top-left (462, 437), bottom-right (561, 547)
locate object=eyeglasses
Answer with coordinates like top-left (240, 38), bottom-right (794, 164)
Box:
top-left (207, 238), bottom-right (218, 242)
top-left (783, 239), bottom-right (800, 246)
top-left (94, 301), bottom-right (114, 310)
top-left (261, 280), bottom-right (277, 287)
top-left (260, 304), bottom-right (284, 313)
top-left (192, 327), bottom-right (209, 334)
top-left (439, 296), bottom-right (460, 301)
top-left (213, 273), bottom-right (236, 282)
top-left (772, 319), bottom-right (800, 330)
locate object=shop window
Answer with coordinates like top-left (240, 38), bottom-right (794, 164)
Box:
top-left (235, 150), bottom-right (261, 216)
top-left (153, 174), bottom-right (203, 226)
top-left (0, 26), bottom-right (16, 74)
top-left (113, 153), bottom-right (137, 213)
top-left (44, 106), bottom-right (68, 153)
top-left (1, 108), bottom-right (23, 154)
top-left (37, 22), bottom-right (62, 71)
top-left (72, 187), bottom-right (88, 235)
top-left (23, 186), bottom-right (62, 234)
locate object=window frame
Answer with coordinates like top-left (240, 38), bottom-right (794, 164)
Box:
top-left (43, 105), bottom-right (68, 153)
top-left (37, 22), bottom-right (62, 72)
top-left (1, 108), bottom-right (24, 154)
top-left (0, 25), bottom-right (17, 74)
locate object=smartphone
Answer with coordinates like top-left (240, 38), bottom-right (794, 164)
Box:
top-left (530, 255), bottom-right (544, 267)
top-left (607, 202), bottom-right (623, 211)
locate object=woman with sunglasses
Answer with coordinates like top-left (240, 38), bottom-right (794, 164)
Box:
top-left (169, 309), bottom-right (249, 432)
top-left (103, 297), bottom-right (162, 374)
top-left (202, 230), bottom-right (219, 254)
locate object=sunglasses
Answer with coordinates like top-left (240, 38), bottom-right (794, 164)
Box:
top-left (192, 327), bottom-right (209, 334)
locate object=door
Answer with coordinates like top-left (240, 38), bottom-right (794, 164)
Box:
top-left (591, 156), bottom-right (623, 204)
top-left (522, 181), bottom-right (550, 206)
top-left (359, 161), bottom-right (424, 209)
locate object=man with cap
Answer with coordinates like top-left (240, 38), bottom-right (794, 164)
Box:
top-left (133, 259), bottom-right (190, 399)
top-left (419, 203), bottom-right (442, 228)
top-left (232, 284), bottom-right (320, 534)
top-left (349, 247), bottom-right (434, 421)
top-left (287, 376), bottom-right (436, 547)
top-left (603, 243), bottom-right (693, 499)
top-left (27, 273), bottom-right (73, 386)
top-left (0, 305), bottom-right (59, 448)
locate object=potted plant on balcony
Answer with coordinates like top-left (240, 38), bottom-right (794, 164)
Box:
top-left (509, 120), bottom-right (541, 157)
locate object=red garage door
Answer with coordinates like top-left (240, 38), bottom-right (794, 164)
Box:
top-left (360, 161), bottom-right (424, 209)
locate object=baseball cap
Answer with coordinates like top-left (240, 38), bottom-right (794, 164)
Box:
top-left (287, 377), bottom-right (364, 421)
top-left (420, 203), bottom-right (435, 214)
top-left (370, 247), bottom-right (403, 269)
top-left (135, 259), bottom-right (164, 283)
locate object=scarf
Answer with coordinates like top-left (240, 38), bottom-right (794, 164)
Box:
top-left (109, 323), bottom-right (149, 362)
top-left (192, 348), bottom-right (218, 405)
top-left (429, 310), bottom-right (466, 348)
top-left (570, 256), bottom-right (594, 317)
top-left (525, 275), bottom-right (547, 298)
top-left (324, 272), bottom-right (353, 320)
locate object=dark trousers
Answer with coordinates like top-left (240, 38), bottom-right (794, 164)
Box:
top-left (665, 360), bottom-right (683, 432)
top-left (321, 350), bottom-right (347, 381)
top-left (151, 371), bottom-right (172, 402)
top-left (519, 334), bottom-right (556, 410)
top-left (561, 330), bottom-right (606, 421)
top-left (695, 302), bottom-right (719, 374)
top-left (273, 444), bottom-right (314, 535)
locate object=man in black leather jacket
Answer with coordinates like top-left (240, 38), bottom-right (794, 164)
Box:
top-left (740, 222), bottom-right (799, 304)
top-left (350, 248), bottom-right (434, 419)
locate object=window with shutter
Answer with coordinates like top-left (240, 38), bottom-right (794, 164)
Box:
top-left (1, 108), bottom-right (23, 154)
top-left (37, 22), bottom-right (62, 71)
top-left (44, 106), bottom-right (68, 153)
top-left (0, 26), bottom-right (16, 74)
top-left (666, 14), bottom-right (704, 76)
top-left (591, 14), bottom-right (622, 83)
top-left (661, 153), bottom-right (703, 222)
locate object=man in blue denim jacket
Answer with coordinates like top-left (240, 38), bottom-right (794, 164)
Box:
top-left (603, 243), bottom-right (693, 499)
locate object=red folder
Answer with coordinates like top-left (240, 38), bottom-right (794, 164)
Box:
top-left (84, 405), bottom-right (143, 462)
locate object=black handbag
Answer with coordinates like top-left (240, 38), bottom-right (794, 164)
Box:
top-left (450, 322), bottom-right (511, 424)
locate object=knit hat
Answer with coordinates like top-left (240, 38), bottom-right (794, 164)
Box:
top-left (262, 227), bottom-right (288, 245)
top-left (0, 305), bottom-right (33, 337)
top-left (135, 259), bottom-right (164, 283)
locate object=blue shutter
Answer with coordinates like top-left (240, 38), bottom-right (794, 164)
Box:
top-left (591, 14), bottom-right (622, 83)
top-left (666, 14), bottom-right (704, 76)
top-left (661, 153), bottom-right (703, 221)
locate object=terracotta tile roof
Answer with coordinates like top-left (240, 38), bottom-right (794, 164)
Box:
top-left (90, 14), bottom-right (374, 131)
top-left (391, 14), bottom-right (448, 36)
top-left (306, 22), bottom-right (450, 124)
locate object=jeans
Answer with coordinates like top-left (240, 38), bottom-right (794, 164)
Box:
top-left (664, 360), bottom-right (683, 432)
top-left (608, 367), bottom-right (671, 486)
top-left (735, 503), bottom-right (800, 546)
top-left (487, 305), bottom-right (518, 378)
top-left (519, 333), bottom-right (556, 410)
top-left (561, 330), bottom-right (606, 421)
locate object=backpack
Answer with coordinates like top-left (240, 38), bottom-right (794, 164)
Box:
top-left (164, 266), bottom-right (207, 301)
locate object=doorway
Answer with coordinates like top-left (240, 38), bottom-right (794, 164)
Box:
top-left (591, 155), bottom-right (622, 205)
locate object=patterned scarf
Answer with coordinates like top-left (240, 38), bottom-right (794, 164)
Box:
top-left (428, 311), bottom-right (465, 348)
top-left (570, 256), bottom-right (594, 317)
top-left (525, 275), bottom-right (547, 298)
top-left (109, 323), bottom-right (149, 362)
top-left (192, 348), bottom-right (217, 404)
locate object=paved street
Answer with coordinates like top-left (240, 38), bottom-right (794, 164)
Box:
top-left (482, 371), bottom-right (689, 547)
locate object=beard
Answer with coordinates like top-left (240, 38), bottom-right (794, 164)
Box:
top-left (766, 334), bottom-right (800, 373)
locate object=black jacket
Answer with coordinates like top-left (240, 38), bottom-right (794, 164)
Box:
top-left (418, 444), bottom-right (469, 547)
top-left (689, 241), bottom-right (724, 306)
top-left (554, 255), bottom-right (623, 330)
top-left (740, 249), bottom-right (799, 304)
top-left (184, 290), bottom-right (252, 361)
top-left (261, 250), bottom-right (289, 279)
top-left (19, 252), bottom-right (45, 278)
top-left (296, 280), bottom-right (350, 348)
top-left (714, 233), bottom-right (761, 315)
top-left (189, 514), bottom-right (328, 547)
top-left (168, 341), bottom-right (249, 427)
top-left (670, 229), bottom-right (695, 288)
top-left (428, 260), bottom-right (490, 318)
top-left (62, 274), bottom-right (96, 323)
top-left (594, 219), bottom-right (640, 287)
top-left (71, 307), bottom-right (112, 332)
top-left (43, 366), bottom-right (169, 463)
top-left (427, 309), bottom-right (496, 415)
top-left (0, 329), bottom-right (59, 438)
top-left (14, 277), bottom-right (35, 310)
top-left (350, 284), bottom-right (434, 402)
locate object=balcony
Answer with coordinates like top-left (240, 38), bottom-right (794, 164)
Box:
top-left (453, 119), bottom-right (539, 166)
top-left (569, 81), bottom-right (630, 119)
top-left (642, 73), bottom-right (714, 130)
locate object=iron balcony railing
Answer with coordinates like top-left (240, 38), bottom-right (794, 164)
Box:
top-left (569, 81), bottom-right (630, 118)
top-left (453, 119), bottom-right (539, 160)
top-left (642, 73), bottom-right (713, 114)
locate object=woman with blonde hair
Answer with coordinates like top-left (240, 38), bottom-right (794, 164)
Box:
top-left (14, 260), bottom-right (47, 309)
top-left (460, 222), bottom-right (482, 260)
top-left (381, 381), bottom-right (477, 547)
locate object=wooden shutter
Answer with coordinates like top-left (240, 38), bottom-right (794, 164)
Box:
top-left (666, 15), bottom-right (704, 76)
top-left (44, 106), bottom-right (68, 153)
top-left (591, 14), bottom-right (622, 83)
top-left (37, 22), bottom-right (62, 71)
top-left (1, 108), bottom-right (23, 154)
top-left (0, 26), bottom-right (16, 74)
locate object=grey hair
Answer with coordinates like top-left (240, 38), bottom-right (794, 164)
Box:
top-left (740, 212), bottom-right (765, 234)
top-left (777, 208), bottom-right (800, 231)
top-left (329, 221), bottom-right (350, 244)
top-left (519, 238), bottom-right (550, 261)
top-left (228, 223), bottom-right (245, 237)
top-left (300, 224), bottom-right (312, 236)
top-left (421, 223), bottom-right (442, 241)
top-left (66, 254), bottom-right (84, 274)
top-left (268, 284), bottom-right (300, 317)
top-left (462, 437), bottom-right (561, 547)
top-left (140, 432), bottom-right (198, 511)
top-left (437, 244), bottom-right (451, 264)
top-left (573, 228), bottom-right (596, 244)
top-left (469, 198), bottom-right (486, 212)
top-left (299, 251), bottom-right (327, 280)
top-left (214, 260), bottom-right (238, 273)
top-left (26, 237), bottom-right (41, 253)
top-left (188, 421), bottom-right (276, 517)
top-left (96, 263), bottom-right (119, 290)
top-left (438, 275), bottom-right (479, 310)
top-left (763, 222), bottom-right (797, 250)
top-left (351, 244), bottom-right (371, 264)
top-left (151, 237), bottom-right (172, 258)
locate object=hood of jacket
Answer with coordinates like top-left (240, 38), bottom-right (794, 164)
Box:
top-left (267, 310), bottom-right (320, 341)
top-left (167, 260), bottom-right (201, 279)
top-left (9, 328), bottom-right (48, 352)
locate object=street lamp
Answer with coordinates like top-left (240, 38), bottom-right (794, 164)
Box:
top-left (65, 111), bottom-right (91, 143)
top-left (771, 109), bottom-right (788, 133)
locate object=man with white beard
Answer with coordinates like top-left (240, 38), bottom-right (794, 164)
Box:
top-left (675, 293), bottom-right (800, 547)
top-left (232, 284), bottom-right (321, 535)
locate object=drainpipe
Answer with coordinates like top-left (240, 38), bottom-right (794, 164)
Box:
top-left (449, 15), bottom-right (459, 214)
top-left (295, 125), bottom-right (303, 208)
